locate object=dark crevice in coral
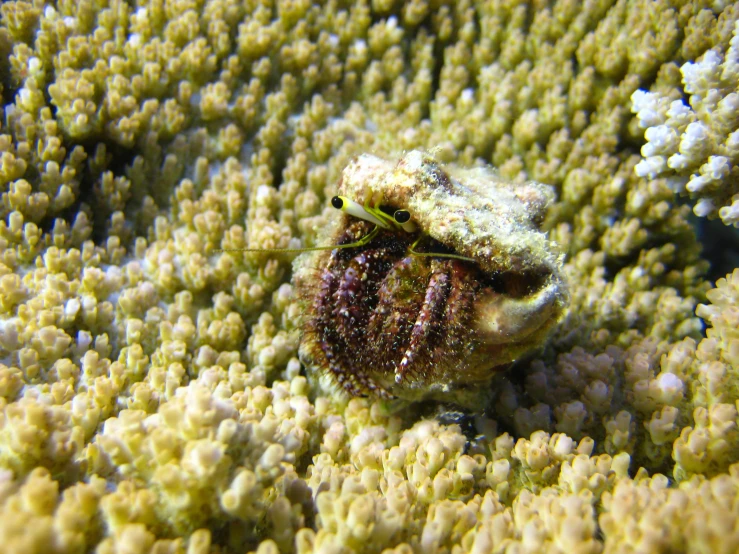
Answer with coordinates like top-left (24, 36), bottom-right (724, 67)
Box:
top-left (0, 52), bottom-right (14, 104)
top-left (598, 192), bottom-right (737, 292)
top-left (592, 523), bottom-right (605, 544)
top-left (294, 446), bottom-right (314, 477)
top-left (271, 144), bottom-right (291, 191)
top-left (73, 139), bottom-right (138, 244)
top-left (601, 226), bottom-right (703, 292)
top-left (693, 213), bottom-right (739, 284)
top-left (487, 406), bottom-right (519, 440)
top-left (429, 41), bottom-right (444, 106)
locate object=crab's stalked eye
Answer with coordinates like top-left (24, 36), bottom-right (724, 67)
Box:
top-left (393, 209), bottom-right (417, 232)
top-left (330, 196), bottom-right (344, 209)
top-left (331, 195), bottom-right (391, 229)
top-left (393, 209), bottom-right (410, 223)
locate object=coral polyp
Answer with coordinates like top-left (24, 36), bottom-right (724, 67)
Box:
top-left (295, 151), bottom-right (569, 404)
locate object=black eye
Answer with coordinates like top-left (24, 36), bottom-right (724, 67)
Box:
top-left (393, 210), bottom-right (411, 223)
top-left (331, 196), bottom-right (344, 209)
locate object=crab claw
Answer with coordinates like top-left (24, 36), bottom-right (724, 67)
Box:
top-left (473, 279), bottom-right (562, 344)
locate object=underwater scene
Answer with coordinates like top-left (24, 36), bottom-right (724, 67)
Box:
top-left (0, 0), bottom-right (738, 552)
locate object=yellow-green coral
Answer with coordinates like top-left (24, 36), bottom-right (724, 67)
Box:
top-left (1, 0), bottom-right (739, 552)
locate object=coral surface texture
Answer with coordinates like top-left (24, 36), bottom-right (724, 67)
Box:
top-left (0, 0), bottom-right (738, 553)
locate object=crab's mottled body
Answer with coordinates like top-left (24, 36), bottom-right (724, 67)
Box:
top-left (294, 151), bottom-right (568, 405)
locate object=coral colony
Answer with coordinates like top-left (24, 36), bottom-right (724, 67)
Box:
top-left (0, 1), bottom-right (738, 553)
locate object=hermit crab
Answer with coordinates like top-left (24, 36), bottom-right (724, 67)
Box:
top-left (287, 150), bottom-right (569, 405)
